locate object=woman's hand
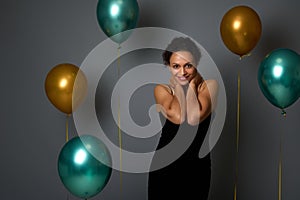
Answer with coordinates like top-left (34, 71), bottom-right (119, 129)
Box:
top-left (169, 75), bottom-right (179, 89)
top-left (189, 72), bottom-right (203, 89)
top-left (152, 75), bottom-right (185, 124)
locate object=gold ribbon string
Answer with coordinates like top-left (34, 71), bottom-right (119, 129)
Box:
top-left (66, 114), bottom-right (70, 142)
top-left (117, 44), bottom-right (123, 193)
top-left (234, 69), bottom-right (241, 200)
top-left (65, 114), bottom-right (70, 200)
top-left (278, 129), bottom-right (282, 200)
top-left (278, 108), bottom-right (286, 200)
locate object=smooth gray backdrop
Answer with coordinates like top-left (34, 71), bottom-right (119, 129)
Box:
top-left (1, 0), bottom-right (300, 199)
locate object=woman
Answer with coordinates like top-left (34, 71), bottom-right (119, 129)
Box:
top-left (148, 37), bottom-right (218, 199)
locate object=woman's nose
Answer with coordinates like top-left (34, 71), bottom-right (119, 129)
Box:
top-left (179, 67), bottom-right (186, 75)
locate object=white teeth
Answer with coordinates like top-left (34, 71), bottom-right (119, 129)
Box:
top-left (178, 76), bottom-right (187, 81)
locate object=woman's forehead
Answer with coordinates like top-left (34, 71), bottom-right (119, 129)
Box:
top-left (170, 51), bottom-right (195, 63)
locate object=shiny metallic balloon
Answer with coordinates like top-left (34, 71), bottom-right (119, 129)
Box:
top-left (45, 63), bottom-right (87, 115)
top-left (57, 135), bottom-right (112, 199)
top-left (258, 48), bottom-right (300, 112)
top-left (220, 5), bottom-right (262, 58)
top-left (96, 0), bottom-right (139, 44)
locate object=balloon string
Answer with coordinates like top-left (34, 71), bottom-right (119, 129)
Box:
top-left (117, 45), bottom-right (123, 193)
top-left (234, 69), bottom-right (241, 200)
top-left (66, 114), bottom-right (70, 142)
top-left (237, 70), bottom-right (240, 156)
top-left (278, 130), bottom-right (282, 200)
top-left (279, 106), bottom-right (286, 200)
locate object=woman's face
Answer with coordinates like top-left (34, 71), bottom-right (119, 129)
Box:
top-left (169, 51), bottom-right (197, 85)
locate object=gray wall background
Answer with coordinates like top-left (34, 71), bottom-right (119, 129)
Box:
top-left (1, 0), bottom-right (300, 199)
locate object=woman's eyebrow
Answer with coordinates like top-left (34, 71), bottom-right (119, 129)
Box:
top-left (184, 62), bottom-right (193, 65)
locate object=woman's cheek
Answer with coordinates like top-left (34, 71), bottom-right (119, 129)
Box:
top-left (171, 69), bottom-right (179, 75)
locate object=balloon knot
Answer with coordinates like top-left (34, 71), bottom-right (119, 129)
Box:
top-left (281, 109), bottom-right (286, 117)
top-left (239, 52), bottom-right (251, 60)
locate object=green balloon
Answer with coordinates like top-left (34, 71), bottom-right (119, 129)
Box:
top-left (57, 135), bottom-right (112, 199)
top-left (258, 48), bottom-right (300, 111)
top-left (96, 0), bottom-right (139, 44)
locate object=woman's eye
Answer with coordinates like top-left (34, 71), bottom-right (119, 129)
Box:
top-left (172, 64), bottom-right (179, 69)
top-left (185, 63), bottom-right (193, 68)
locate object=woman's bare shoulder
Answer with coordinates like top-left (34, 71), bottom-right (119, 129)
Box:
top-left (154, 84), bottom-right (173, 95)
top-left (199, 79), bottom-right (218, 91)
top-left (204, 79), bottom-right (218, 86)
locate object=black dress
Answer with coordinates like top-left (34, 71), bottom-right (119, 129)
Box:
top-left (148, 114), bottom-right (211, 200)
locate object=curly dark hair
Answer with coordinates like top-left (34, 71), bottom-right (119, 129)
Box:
top-left (162, 37), bottom-right (201, 66)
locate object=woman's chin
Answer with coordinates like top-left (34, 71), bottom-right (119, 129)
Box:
top-left (174, 77), bottom-right (189, 85)
top-left (178, 81), bottom-right (189, 86)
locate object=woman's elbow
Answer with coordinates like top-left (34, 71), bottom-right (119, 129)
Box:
top-left (167, 110), bottom-right (184, 124)
top-left (187, 114), bottom-right (200, 126)
top-left (187, 110), bottom-right (211, 125)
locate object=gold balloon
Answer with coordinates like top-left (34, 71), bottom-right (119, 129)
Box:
top-left (220, 5), bottom-right (262, 58)
top-left (45, 63), bottom-right (87, 115)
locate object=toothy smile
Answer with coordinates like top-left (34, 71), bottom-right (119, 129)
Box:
top-left (177, 76), bottom-right (188, 81)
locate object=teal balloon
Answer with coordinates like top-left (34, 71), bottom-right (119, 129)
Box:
top-left (258, 48), bottom-right (300, 110)
top-left (96, 0), bottom-right (139, 44)
top-left (57, 135), bottom-right (112, 199)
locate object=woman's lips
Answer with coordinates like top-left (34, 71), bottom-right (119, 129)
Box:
top-left (177, 76), bottom-right (188, 81)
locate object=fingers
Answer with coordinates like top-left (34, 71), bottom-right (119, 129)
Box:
top-left (189, 73), bottom-right (204, 91)
top-left (170, 76), bottom-right (177, 87)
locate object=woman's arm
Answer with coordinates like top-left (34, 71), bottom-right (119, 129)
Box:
top-left (186, 77), bottom-right (219, 125)
top-left (154, 77), bottom-right (186, 124)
